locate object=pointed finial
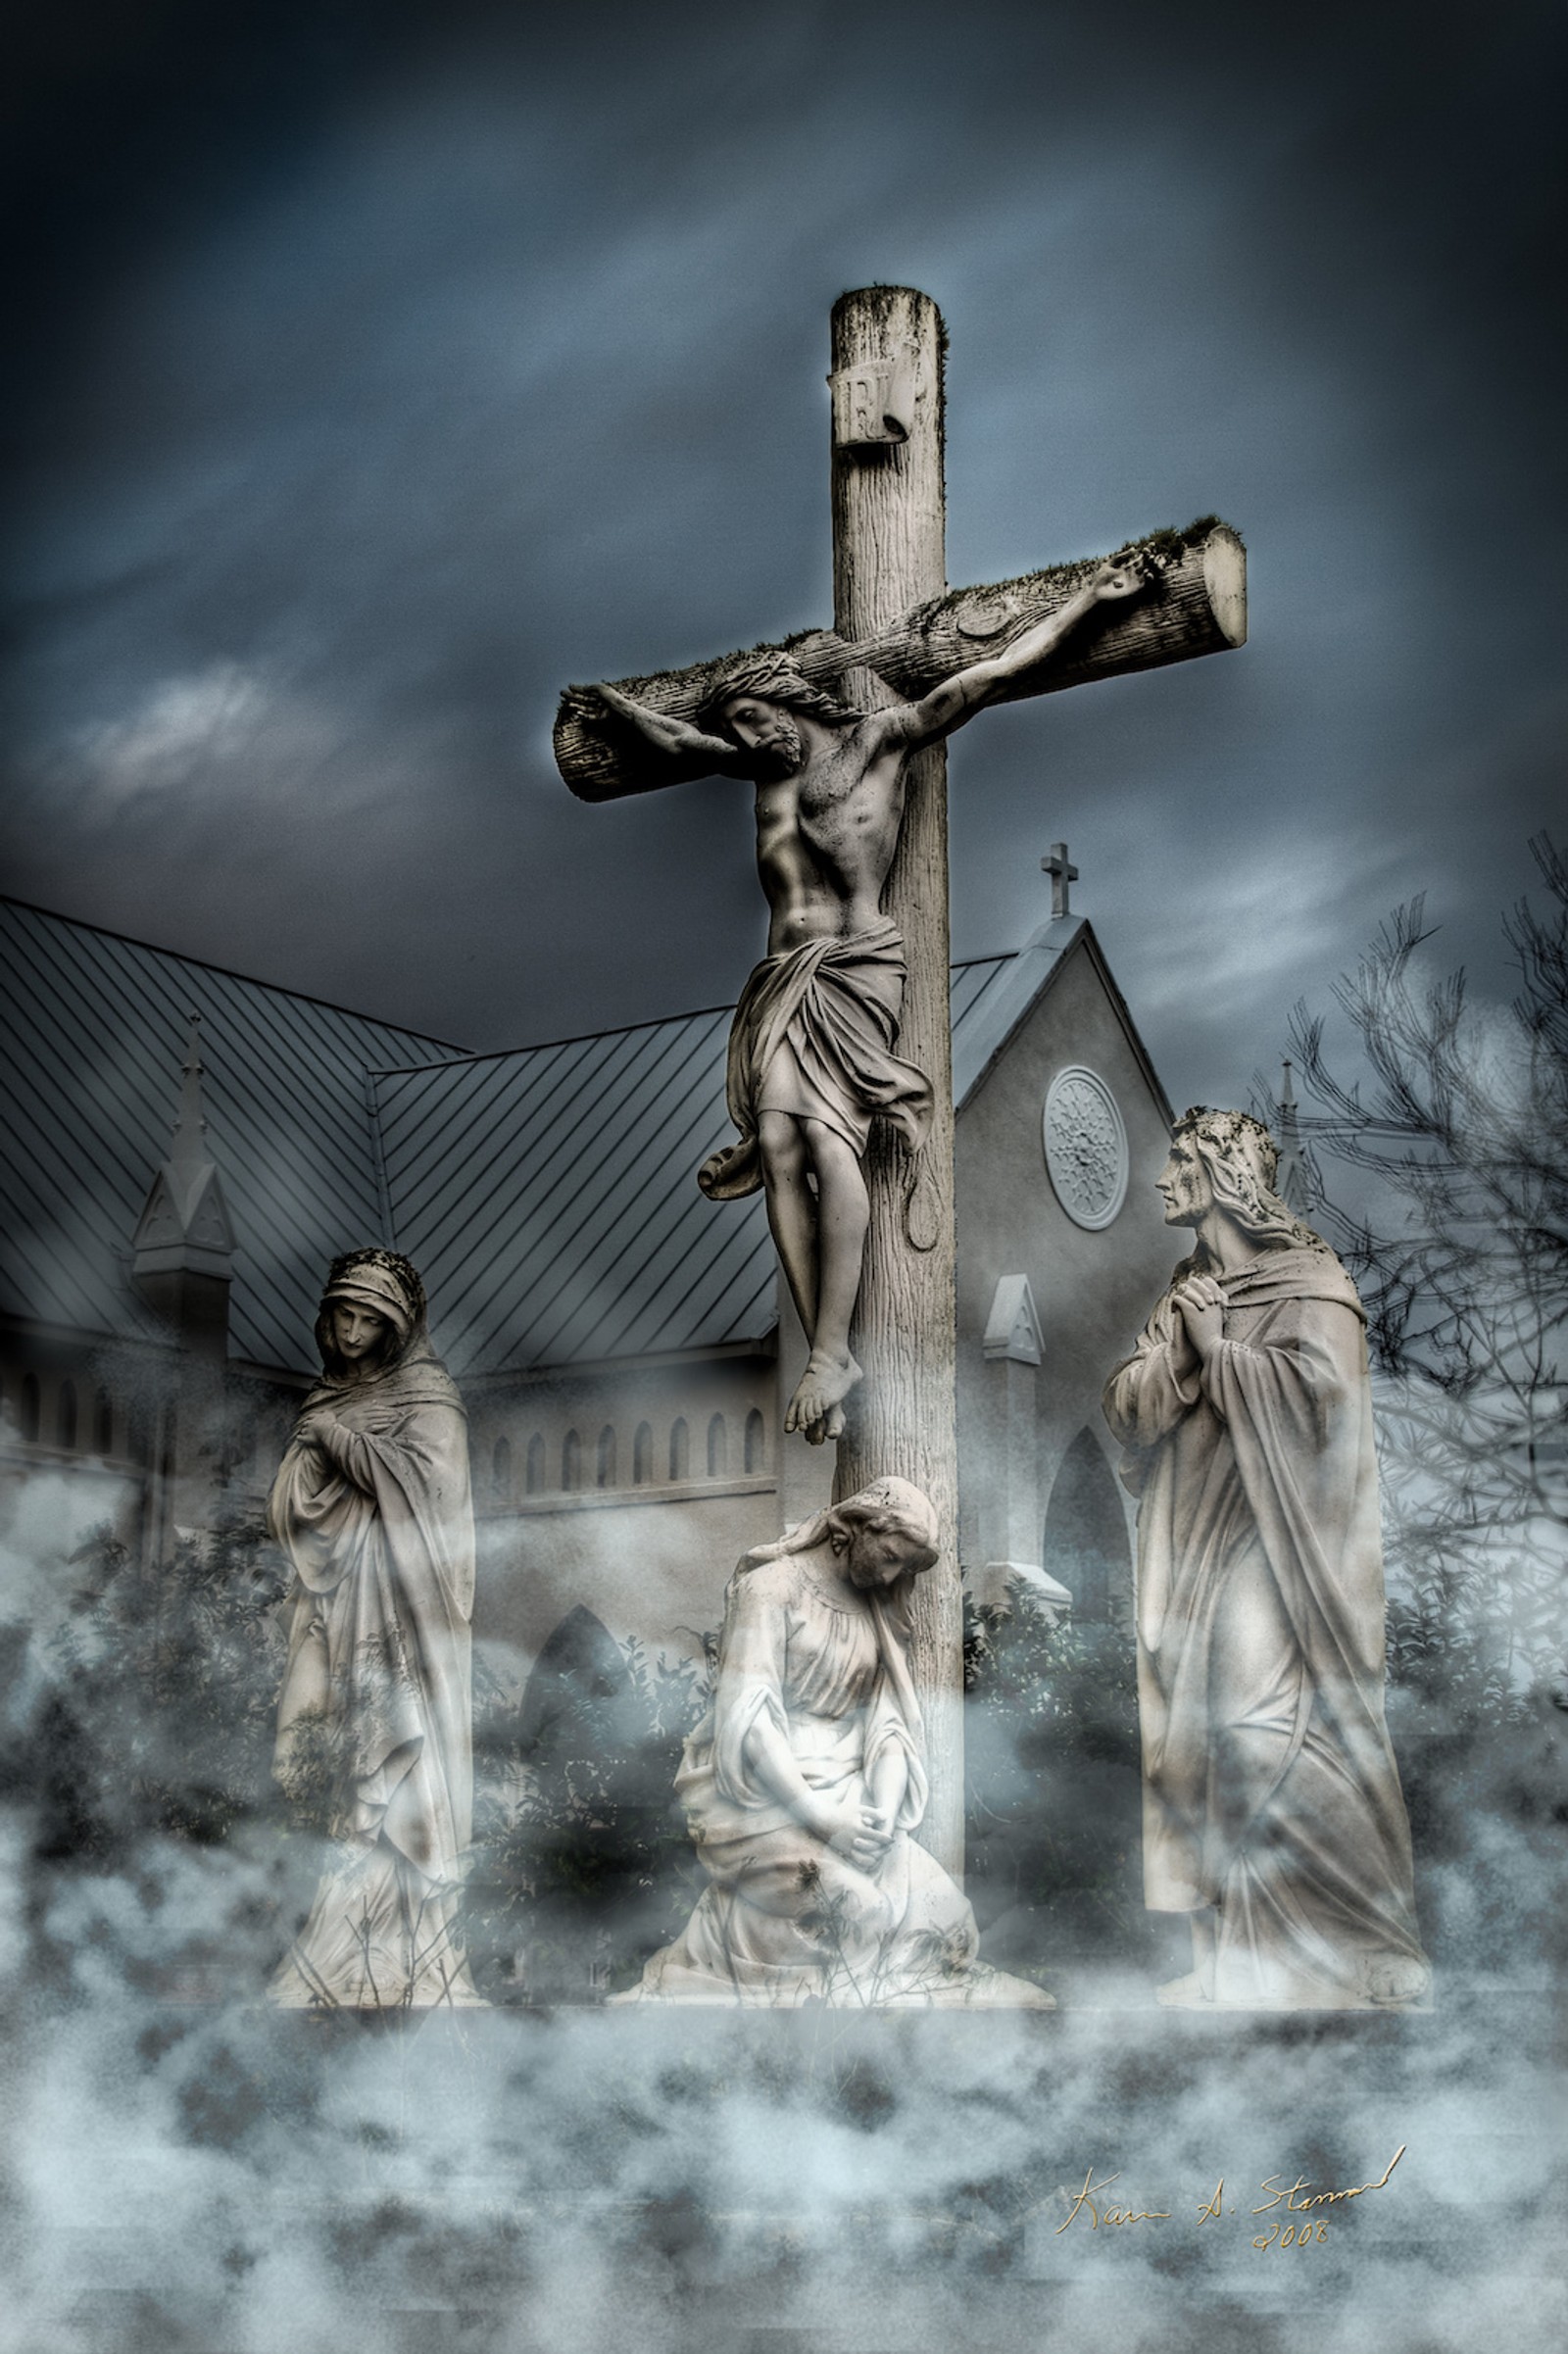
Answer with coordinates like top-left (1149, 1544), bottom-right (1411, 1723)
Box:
top-left (1273, 1057), bottom-right (1311, 1213)
top-left (172, 1013), bottom-right (209, 1168)
top-left (1042, 843), bottom-right (1078, 920)
top-left (130, 1008), bottom-right (234, 1284)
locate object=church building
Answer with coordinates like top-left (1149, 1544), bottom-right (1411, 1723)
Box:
top-left (0, 855), bottom-right (1200, 1692)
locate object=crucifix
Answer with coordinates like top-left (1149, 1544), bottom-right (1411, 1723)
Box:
top-left (554, 287), bottom-right (1245, 1870)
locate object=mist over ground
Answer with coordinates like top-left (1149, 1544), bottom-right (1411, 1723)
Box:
top-left (5, 1988), bottom-right (1563, 2354)
top-left (2, 1427), bottom-right (1563, 2352)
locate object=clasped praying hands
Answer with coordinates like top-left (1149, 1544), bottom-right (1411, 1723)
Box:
top-left (1172, 1271), bottom-right (1226, 1367)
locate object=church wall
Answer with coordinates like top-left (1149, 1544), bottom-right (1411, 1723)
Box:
top-left (1, 1317), bottom-right (308, 1578)
top-left (954, 936), bottom-right (1177, 1610)
top-left (465, 1349), bottom-right (778, 1677)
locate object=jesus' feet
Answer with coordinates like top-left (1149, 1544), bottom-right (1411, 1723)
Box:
top-left (786, 1349), bottom-right (861, 1445)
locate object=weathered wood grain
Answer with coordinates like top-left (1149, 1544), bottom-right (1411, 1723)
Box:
top-left (822, 285), bottom-right (965, 1880)
top-left (554, 522), bottom-right (1245, 802)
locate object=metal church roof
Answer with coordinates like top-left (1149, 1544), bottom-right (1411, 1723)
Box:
top-left (373, 956), bottom-right (1018, 1377)
top-left (1, 895), bottom-right (1025, 1379)
top-left (373, 1009), bottom-right (768, 1375)
top-left (0, 899), bottom-right (465, 1369)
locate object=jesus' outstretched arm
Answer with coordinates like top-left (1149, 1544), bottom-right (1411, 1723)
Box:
top-left (896, 556), bottom-right (1152, 751)
top-left (590, 681), bottom-right (755, 777)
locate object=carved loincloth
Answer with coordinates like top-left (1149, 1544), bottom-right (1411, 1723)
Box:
top-left (699, 917), bottom-right (934, 1201)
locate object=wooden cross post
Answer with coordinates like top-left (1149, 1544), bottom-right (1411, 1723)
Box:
top-left (827, 288), bottom-right (961, 1869)
top-left (555, 287), bottom-right (1246, 1876)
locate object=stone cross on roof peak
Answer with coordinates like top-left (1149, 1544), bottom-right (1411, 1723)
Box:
top-left (1042, 842), bottom-right (1079, 920)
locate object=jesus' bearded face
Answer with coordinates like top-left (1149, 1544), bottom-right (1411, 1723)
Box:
top-left (1155, 1138), bottom-right (1214, 1229)
top-left (719, 694), bottom-right (804, 778)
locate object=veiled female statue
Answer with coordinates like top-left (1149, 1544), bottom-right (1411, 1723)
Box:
top-left (614, 1476), bottom-right (1052, 2007)
top-left (269, 1249), bottom-right (482, 2007)
top-left (1103, 1109), bottom-right (1430, 2010)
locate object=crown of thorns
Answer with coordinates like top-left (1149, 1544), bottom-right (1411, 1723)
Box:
top-left (699, 654), bottom-right (857, 733)
top-left (1174, 1106), bottom-right (1279, 1186)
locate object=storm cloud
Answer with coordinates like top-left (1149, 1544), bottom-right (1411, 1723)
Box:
top-left (2, 0), bottom-right (1561, 1107)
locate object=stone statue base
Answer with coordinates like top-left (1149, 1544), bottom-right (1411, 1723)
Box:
top-left (269, 1838), bottom-right (485, 2011)
top-left (612, 1955), bottom-right (1054, 2010)
top-left (1156, 1955), bottom-right (1432, 2012)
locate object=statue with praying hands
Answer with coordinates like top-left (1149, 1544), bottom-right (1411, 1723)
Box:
top-left (592, 556), bottom-right (1151, 1447)
top-left (1103, 1111), bottom-right (1431, 2010)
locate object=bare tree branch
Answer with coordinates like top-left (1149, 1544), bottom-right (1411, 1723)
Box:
top-left (1286, 839), bottom-right (1568, 1720)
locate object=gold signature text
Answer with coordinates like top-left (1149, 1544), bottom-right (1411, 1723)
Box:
top-left (1252, 2145), bottom-right (1405, 2216)
top-left (1050, 2146), bottom-right (1407, 2253)
top-left (1054, 2170), bottom-right (1172, 2233)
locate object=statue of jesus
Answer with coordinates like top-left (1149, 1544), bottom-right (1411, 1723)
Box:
top-left (595, 557), bottom-right (1149, 1445)
top-left (1103, 1109), bottom-right (1431, 2010)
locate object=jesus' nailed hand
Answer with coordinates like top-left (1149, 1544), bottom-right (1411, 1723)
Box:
top-left (593, 557), bottom-right (1150, 1447)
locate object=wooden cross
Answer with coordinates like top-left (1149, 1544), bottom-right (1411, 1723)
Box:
top-left (554, 288), bottom-right (1245, 1871)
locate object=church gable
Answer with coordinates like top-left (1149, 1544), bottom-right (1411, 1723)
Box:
top-left (953, 907), bottom-right (1173, 1607)
top-left (0, 897), bottom-right (463, 1366)
top-left (956, 918), bottom-right (1174, 1311)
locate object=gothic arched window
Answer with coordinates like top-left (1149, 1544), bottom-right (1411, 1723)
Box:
top-left (633, 1422), bottom-right (654, 1485)
top-left (1043, 1426), bottom-right (1132, 1623)
top-left (596, 1425), bottom-right (616, 1488)
top-left (525, 1434), bottom-right (546, 1495)
top-left (563, 1429), bottom-right (582, 1492)
top-left (744, 1408), bottom-right (764, 1474)
top-left (668, 1417), bottom-right (689, 1482)
top-left (707, 1413), bottom-right (727, 1478)
top-left (492, 1436), bottom-right (513, 1499)
top-left (57, 1380), bottom-right (78, 1451)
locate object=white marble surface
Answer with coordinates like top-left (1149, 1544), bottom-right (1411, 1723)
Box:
top-left (1104, 1111), bottom-right (1430, 2009)
top-left (615, 1479), bottom-right (1053, 2007)
top-left (268, 1250), bottom-right (483, 2008)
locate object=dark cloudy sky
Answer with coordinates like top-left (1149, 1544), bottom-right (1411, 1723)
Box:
top-left (2, 0), bottom-right (1561, 1111)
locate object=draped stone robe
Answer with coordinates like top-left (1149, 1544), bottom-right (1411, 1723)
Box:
top-left (698, 917), bottom-right (933, 1201)
top-left (1103, 1246), bottom-right (1430, 2008)
top-left (616, 1548), bottom-right (1048, 2006)
top-left (269, 1347), bottom-right (481, 2007)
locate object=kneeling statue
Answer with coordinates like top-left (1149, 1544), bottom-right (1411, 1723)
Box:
top-left (614, 1477), bottom-right (1052, 2007)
